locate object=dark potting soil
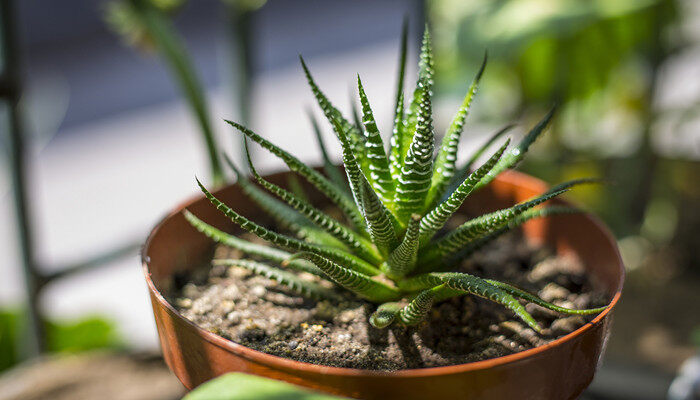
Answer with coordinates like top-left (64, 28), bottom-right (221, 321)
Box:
top-left (169, 232), bottom-right (609, 371)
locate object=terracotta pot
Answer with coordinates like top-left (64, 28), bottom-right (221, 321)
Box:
top-left (142, 169), bottom-right (624, 400)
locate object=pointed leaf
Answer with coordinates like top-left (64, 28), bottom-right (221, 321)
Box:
top-left (484, 280), bottom-right (608, 315)
top-left (427, 53), bottom-right (487, 209)
top-left (419, 139), bottom-right (510, 244)
top-left (285, 252), bottom-right (400, 303)
top-left (183, 210), bottom-right (324, 276)
top-left (213, 259), bottom-right (340, 301)
top-left (225, 120), bottom-right (366, 231)
top-left (475, 108), bottom-right (555, 190)
top-left (399, 272), bottom-right (541, 332)
top-left (358, 175), bottom-right (399, 258)
top-left (308, 110), bottom-right (347, 190)
top-left (195, 179), bottom-right (380, 276)
top-left (244, 144), bottom-right (382, 265)
top-left (386, 214), bottom-right (421, 278)
top-left (357, 75), bottom-right (394, 202)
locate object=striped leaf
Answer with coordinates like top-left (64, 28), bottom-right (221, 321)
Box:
top-left (308, 110), bottom-right (347, 190)
top-left (195, 178), bottom-right (380, 276)
top-left (285, 252), bottom-right (401, 303)
top-left (244, 144), bottom-right (382, 265)
top-left (475, 108), bottom-right (555, 190)
top-left (393, 83), bottom-right (435, 221)
top-left (225, 120), bottom-right (365, 231)
top-left (369, 302), bottom-right (401, 328)
top-left (420, 188), bottom-right (569, 263)
top-left (400, 27), bottom-right (434, 169)
top-left (358, 175), bottom-right (399, 258)
top-left (449, 124), bottom-right (515, 193)
top-left (388, 19), bottom-right (409, 179)
top-left (447, 206), bottom-right (583, 263)
top-left (426, 53), bottom-right (487, 209)
top-left (299, 56), bottom-right (368, 172)
top-left (386, 214), bottom-right (421, 278)
top-left (484, 280), bottom-right (608, 315)
top-left (357, 75), bottom-right (394, 202)
top-left (418, 139), bottom-right (510, 245)
top-left (213, 259), bottom-right (340, 301)
top-left (397, 284), bottom-right (446, 325)
top-left (183, 210), bottom-right (323, 276)
top-left (398, 272), bottom-right (541, 332)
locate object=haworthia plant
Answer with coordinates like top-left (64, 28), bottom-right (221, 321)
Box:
top-left (186, 27), bottom-right (609, 332)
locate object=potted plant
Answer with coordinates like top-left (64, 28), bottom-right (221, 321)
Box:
top-left (142, 27), bottom-right (624, 399)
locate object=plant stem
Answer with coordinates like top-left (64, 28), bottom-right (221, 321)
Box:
top-left (130, 0), bottom-right (224, 185)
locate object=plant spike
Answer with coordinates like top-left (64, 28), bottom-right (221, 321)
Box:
top-left (299, 56), bottom-right (368, 171)
top-left (358, 176), bottom-right (399, 258)
top-left (385, 214), bottom-right (421, 278)
top-left (399, 27), bottom-right (434, 168)
top-left (420, 188), bottom-right (569, 264)
top-left (419, 139), bottom-right (510, 245)
top-left (195, 178), bottom-right (380, 276)
top-left (431, 207), bottom-right (584, 271)
top-left (389, 19), bottom-right (409, 179)
top-left (285, 252), bottom-right (400, 303)
top-left (450, 124), bottom-right (515, 191)
top-left (357, 75), bottom-right (394, 202)
top-left (184, 210), bottom-right (324, 276)
top-left (308, 109), bottom-right (347, 190)
top-left (399, 272), bottom-right (541, 332)
top-left (475, 108), bottom-right (555, 190)
top-left (484, 280), bottom-right (608, 315)
top-left (243, 141), bottom-right (382, 265)
top-left (427, 53), bottom-right (487, 209)
top-left (393, 76), bottom-right (435, 221)
top-left (397, 284), bottom-right (446, 325)
top-left (213, 259), bottom-right (339, 301)
top-left (225, 119), bottom-right (366, 231)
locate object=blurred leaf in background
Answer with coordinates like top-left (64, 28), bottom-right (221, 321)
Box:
top-left (184, 373), bottom-right (346, 400)
top-left (0, 308), bottom-right (122, 373)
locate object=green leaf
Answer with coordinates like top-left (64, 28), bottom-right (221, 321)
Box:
top-left (475, 108), bottom-right (555, 190)
top-left (358, 175), bottom-right (399, 258)
top-left (420, 187), bottom-right (569, 263)
top-left (299, 56), bottom-right (368, 172)
top-left (450, 124), bottom-right (515, 191)
top-left (183, 373), bottom-right (345, 400)
top-left (449, 206), bottom-right (584, 262)
top-left (195, 179), bottom-right (380, 276)
top-left (285, 252), bottom-right (401, 303)
top-left (386, 214), bottom-right (422, 278)
top-left (399, 27), bottom-right (434, 168)
top-left (394, 75), bottom-right (435, 221)
top-left (357, 75), bottom-right (394, 202)
top-left (397, 284), bottom-right (446, 325)
top-left (244, 142), bottom-right (382, 265)
top-left (213, 259), bottom-right (340, 301)
top-left (184, 210), bottom-right (325, 276)
top-left (225, 120), bottom-right (365, 231)
top-left (484, 280), bottom-right (608, 315)
top-left (398, 272), bottom-right (541, 332)
top-left (419, 139), bottom-right (510, 245)
top-left (427, 53), bottom-right (487, 209)
top-left (308, 109), bottom-right (348, 190)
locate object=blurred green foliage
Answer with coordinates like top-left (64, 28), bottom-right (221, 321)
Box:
top-left (0, 309), bottom-right (122, 373)
top-left (184, 373), bottom-right (345, 400)
top-left (428, 0), bottom-right (695, 248)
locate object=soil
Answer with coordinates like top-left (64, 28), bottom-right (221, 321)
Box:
top-left (170, 231), bottom-right (608, 371)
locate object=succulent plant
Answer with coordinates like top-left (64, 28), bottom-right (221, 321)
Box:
top-left (185, 26), bottom-right (608, 332)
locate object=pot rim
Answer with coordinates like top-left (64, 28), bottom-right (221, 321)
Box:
top-left (142, 169), bottom-right (624, 378)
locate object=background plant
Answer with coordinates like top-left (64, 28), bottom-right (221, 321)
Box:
top-left (186, 27), bottom-right (608, 331)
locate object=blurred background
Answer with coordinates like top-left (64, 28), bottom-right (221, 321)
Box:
top-left (0, 0), bottom-right (698, 399)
